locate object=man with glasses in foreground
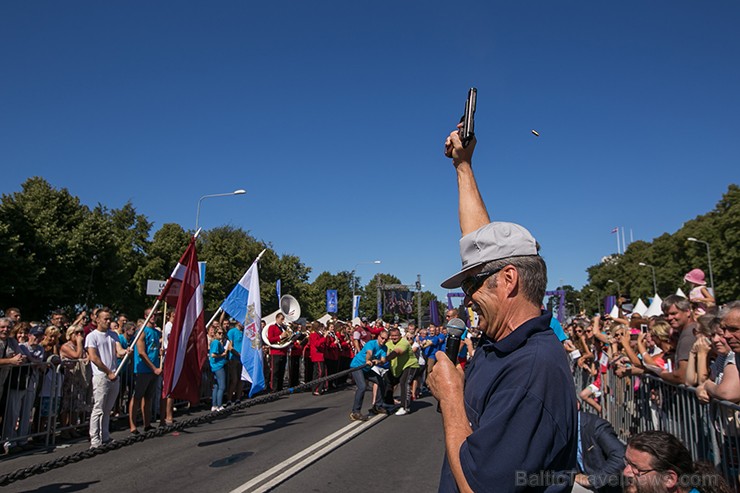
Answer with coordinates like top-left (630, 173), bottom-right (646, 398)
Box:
top-left (427, 123), bottom-right (577, 492)
top-left (624, 430), bottom-right (729, 492)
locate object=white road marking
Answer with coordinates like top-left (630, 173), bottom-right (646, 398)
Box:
top-left (229, 414), bottom-right (388, 493)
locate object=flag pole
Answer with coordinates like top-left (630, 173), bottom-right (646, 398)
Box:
top-left (116, 231), bottom-right (202, 378)
top-left (115, 298), bottom-right (162, 377)
top-left (205, 249), bottom-right (267, 329)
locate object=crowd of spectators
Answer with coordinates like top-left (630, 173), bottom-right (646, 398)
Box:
top-left (2, 287), bottom-right (738, 490)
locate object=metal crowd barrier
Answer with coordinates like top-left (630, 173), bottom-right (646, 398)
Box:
top-left (574, 366), bottom-right (740, 491)
top-left (2, 354), bottom-right (320, 455)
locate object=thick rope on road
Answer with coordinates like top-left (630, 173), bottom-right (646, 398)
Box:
top-left (0, 365), bottom-right (366, 487)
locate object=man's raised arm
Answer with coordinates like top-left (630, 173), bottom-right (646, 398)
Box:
top-left (444, 125), bottom-right (489, 235)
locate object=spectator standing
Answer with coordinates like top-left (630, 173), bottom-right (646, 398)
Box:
top-left (59, 325), bottom-right (88, 439)
top-left (85, 308), bottom-right (129, 448)
top-left (698, 302), bottom-right (740, 404)
top-left (16, 325), bottom-right (46, 450)
top-left (1, 318), bottom-right (28, 455)
top-left (128, 309), bottom-right (162, 434)
top-left (659, 296), bottom-right (697, 385)
top-left (226, 320), bottom-right (245, 404)
top-left (209, 326), bottom-right (229, 411)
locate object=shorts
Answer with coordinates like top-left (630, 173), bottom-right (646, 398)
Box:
top-left (586, 383), bottom-right (602, 398)
top-left (40, 396), bottom-right (60, 417)
top-left (133, 373), bottom-right (159, 400)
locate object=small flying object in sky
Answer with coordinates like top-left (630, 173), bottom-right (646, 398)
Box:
top-left (531, 130), bottom-right (540, 137)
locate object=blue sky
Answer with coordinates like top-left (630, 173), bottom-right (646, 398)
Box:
top-left (2, 1), bottom-right (738, 303)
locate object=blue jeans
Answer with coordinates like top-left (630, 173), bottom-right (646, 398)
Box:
top-left (351, 369), bottom-right (384, 413)
top-left (212, 368), bottom-right (226, 407)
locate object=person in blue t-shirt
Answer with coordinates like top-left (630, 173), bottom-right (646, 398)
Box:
top-left (209, 327), bottom-right (230, 411)
top-left (349, 330), bottom-right (390, 421)
top-left (128, 310), bottom-right (162, 434)
top-left (225, 320), bottom-right (244, 404)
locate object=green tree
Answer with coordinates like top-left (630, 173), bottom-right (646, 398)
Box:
top-left (0, 178), bottom-right (124, 318)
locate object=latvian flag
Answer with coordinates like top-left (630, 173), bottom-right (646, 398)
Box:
top-left (160, 237), bottom-right (208, 404)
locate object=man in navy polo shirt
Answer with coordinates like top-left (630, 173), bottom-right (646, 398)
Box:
top-left (428, 123), bottom-right (577, 492)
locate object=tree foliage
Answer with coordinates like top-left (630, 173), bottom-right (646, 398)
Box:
top-left (579, 184), bottom-right (739, 313)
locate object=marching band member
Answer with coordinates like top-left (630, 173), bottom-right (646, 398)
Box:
top-left (266, 313), bottom-right (288, 392)
top-left (308, 321), bottom-right (327, 395)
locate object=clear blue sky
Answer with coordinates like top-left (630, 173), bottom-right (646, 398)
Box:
top-left (2, 1), bottom-right (738, 302)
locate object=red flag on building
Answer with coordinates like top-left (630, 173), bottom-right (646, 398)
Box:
top-left (159, 237), bottom-right (207, 405)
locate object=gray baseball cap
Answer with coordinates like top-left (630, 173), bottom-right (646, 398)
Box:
top-left (441, 222), bottom-right (539, 289)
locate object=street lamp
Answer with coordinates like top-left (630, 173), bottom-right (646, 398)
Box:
top-left (638, 262), bottom-right (658, 296)
top-left (687, 237), bottom-right (715, 296)
top-left (588, 288), bottom-right (600, 314)
top-left (607, 279), bottom-right (621, 297)
top-left (195, 189), bottom-right (247, 230)
top-left (352, 260), bottom-right (382, 296)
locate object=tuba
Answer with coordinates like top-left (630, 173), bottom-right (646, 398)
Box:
top-left (261, 295), bottom-right (301, 349)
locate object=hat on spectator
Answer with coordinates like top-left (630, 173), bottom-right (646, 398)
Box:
top-left (29, 325), bottom-right (45, 338)
top-left (684, 268), bottom-right (706, 285)
top-left (441, 222), bottom-right (539, 289)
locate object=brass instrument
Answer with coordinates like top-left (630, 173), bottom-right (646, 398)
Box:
top-left (261, 295), bottom-right (301, 349)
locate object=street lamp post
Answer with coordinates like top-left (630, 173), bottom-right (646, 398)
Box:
top-left (638, 262), bottom-right (658, 296)
top-left (195, 189), bottom-right (247, 230)
top-left (352, 260), bottom-right (381, 297)
top-left (607, 279), bottom-right (621, 298)
top-left (588, 288), bottom-right (600, 314)
top-left (688, 237), bottom-right (715, 296)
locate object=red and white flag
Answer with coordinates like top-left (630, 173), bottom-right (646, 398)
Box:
top-left (611, 227), bottom-right (619, 234)
top-left (160, 237), bottom-right (207, 405)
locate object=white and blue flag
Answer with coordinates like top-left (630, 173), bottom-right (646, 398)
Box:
top-left (221, 260), bottom-right (265, 397)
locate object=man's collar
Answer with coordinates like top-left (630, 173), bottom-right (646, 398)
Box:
top-left (480, 311), bottom-right (553, 354)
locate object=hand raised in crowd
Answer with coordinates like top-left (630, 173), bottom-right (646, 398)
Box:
top-left (620, 330), bottom-right (631, 348)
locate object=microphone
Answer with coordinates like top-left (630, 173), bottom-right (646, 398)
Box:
top-left (437, 317), bottom-right (467, 413)
top-left (444, 318), bottom-right (466, 363)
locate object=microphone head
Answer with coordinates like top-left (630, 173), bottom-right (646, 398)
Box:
top-left (445, 317), bottom-right (466, 337)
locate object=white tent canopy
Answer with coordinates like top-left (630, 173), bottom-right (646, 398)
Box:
top-left (632, 298), bottom-right (648, 317)
top-left (644, 294), bottom-right (664, 318)
top-left (676, 288), bottom-right (687, 298)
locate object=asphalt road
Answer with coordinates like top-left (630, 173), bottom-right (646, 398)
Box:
top-left (1, 385), bottom-right (446, 493)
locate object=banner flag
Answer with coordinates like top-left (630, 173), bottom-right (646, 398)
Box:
top-left (237, 261), bottom-right (265, 397)
top-left (160, 237), bottom-right (207, 405)
top-left (352, 295), bottom-right (361, 319)
top-left (326, 289), bottom-right (338, 313)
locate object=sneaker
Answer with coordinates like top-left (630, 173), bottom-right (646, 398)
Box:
top-left (211, 406), bottom-right (218, 411)
top-left (349, 412), bottom-right (367, 422)
top-left (394, 407), bottom-right (409, 416)
top-left (216, 406), bottom-right (225, 411)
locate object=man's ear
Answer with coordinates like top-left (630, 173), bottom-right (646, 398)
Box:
top-left (660, 470), bottom-right (678, 490)
top-left (501, 265), bottom-right (519, 298)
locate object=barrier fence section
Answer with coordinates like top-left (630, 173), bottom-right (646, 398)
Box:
top-left (574, 365), bottom-right (740, 491)
top-left (1, 354), bottom-right (340, 453)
